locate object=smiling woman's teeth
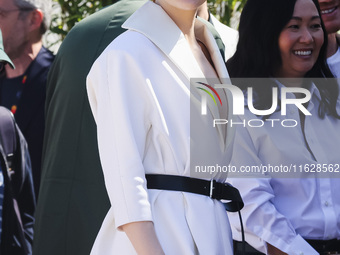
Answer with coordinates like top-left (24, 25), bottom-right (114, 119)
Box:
top-left (321, 7), bottom-right (336, 14)
top-left (294, 50), bottom-right (312, 56)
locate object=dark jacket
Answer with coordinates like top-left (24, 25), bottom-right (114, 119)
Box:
top-left (0, 47), bottom-right (54, 198)
top-left (14, 47), bottom-right (54, 198)
top-left (33, 2), bottom-right (147, 254)
top-left (0, 106), bottom-right (36, 255)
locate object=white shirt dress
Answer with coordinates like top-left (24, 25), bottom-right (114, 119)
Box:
top-left (86, 2), bottom-right (235, 255)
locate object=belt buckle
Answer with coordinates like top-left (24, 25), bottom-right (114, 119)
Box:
top-left (209, 179), bottom-right (215, 198)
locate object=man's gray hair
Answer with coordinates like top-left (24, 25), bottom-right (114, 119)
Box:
top-left (13, 0), bottom-right (52, 34)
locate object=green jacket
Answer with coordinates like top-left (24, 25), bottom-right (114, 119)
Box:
top-left (33, 1), bottom-right (226, 254)
top-left (33, 1), bottom-right (147, 254)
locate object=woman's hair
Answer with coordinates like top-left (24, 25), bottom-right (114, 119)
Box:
top-left (227, 0), bottom-right (339, 119)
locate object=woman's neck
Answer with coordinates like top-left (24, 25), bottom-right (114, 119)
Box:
top-left (154, 0), bottom-right (218, 78)
top-left (155, 0), bottom-right (197, 44)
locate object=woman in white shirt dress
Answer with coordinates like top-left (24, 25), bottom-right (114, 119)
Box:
top-left (226, 0), bottom-right (340, 254)
top-left (86, 0), bottom-right (239, 254)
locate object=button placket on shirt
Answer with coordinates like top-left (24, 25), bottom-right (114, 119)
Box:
top-left (303, 95), bottom-right (337, 239)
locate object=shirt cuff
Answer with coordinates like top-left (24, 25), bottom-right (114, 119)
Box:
top-left (286, 235), bottom-right (319, 255)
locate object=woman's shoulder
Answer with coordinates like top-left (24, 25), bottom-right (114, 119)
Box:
top-left (89, 29), bottom-right (160, 71)
top-left (102, 30), bottom-right (157, 57)
top-left (88, 29), bottom-right (161, 81)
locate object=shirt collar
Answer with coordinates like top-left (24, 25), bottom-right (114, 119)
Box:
top-left (122, 1), bottom-right (229, 80)
top-left (274, 78), bottom-right (321, 101)
top-left (243, 78), bottom-right (321, 112)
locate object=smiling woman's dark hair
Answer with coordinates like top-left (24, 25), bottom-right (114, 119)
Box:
top-left (227, 0), bottom-right (339, 118)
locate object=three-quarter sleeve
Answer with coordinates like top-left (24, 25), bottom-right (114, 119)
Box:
top-left (86, 46), bottom-right (153, 230)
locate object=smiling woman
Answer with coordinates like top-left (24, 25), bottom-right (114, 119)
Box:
top-left (318, 0), bottom-right (340, 76)
top-left (226, 0), bottom-right (340, 254)
top-left (276, 0), bottom-right (324, 78)
top-left (227, 0), bottom-right (337, 115)
top-left (318, 0), bottom-right (340, 34)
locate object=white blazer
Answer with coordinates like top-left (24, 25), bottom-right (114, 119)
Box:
top-left (87, 2), bottom-right (235, 254)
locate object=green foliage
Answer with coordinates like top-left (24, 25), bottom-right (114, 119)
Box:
top-left (50, 0), bottom-right (246, 38)
top-left (50, 0), bottom-right (118, 39)
top-left (208, 0), bottom-right (246, 29)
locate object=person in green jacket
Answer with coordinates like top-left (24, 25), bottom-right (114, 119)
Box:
top-left (33, 1), bottom-right (227, 254)
top-left (33, 1), bottom-right (147, 254)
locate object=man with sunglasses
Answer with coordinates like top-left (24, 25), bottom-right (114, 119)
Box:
top-left (0, 0), bottom-right (54, 199)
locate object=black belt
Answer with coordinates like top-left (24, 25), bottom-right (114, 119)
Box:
top-left (233, 241), bottom-right (265, 255)
top-left (306, 239), bottom-right (340, 254)
top-left (146, 174), bottom-right (245, 254)
top-left (145, 174), bottom-right (244, 212)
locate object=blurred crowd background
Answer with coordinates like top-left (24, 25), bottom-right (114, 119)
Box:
top-left (44, 0), bottom-right (247, 53)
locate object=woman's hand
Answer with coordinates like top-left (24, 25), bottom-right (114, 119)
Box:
top-left (267, 243), bottom-right (288, 255)
top-left (121, 221), bottom-right (165, 255)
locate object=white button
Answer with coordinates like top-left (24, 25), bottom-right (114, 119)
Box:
top-left (325, 201), bottom-right (329, 206)
top-left (299, 252), bottom-right (304, 255)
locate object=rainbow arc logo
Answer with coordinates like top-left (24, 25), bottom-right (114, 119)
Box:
top-left (196, 82), bottom-right (222, 107)
top-left (196, 82), bottom-right (223, 115)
